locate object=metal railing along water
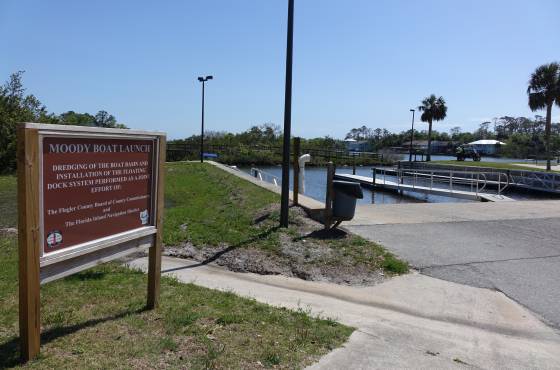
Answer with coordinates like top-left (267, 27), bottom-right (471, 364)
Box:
top-left (250, 168), bottom-right (280, 187)
top-left (373, 168), bottom-right (510, 197)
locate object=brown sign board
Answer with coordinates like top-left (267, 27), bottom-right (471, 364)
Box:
top-left (18, 123), bottom-right (166, 361)
top-left (42, 136), bottom-right (156, 256)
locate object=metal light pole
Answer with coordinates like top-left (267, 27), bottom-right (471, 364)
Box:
top-left (198, 75), bottom-right (213, 163)
top-left (280, 0), bottom-right (294, 228)
top-left (408, 109), bottom-right (415, 162)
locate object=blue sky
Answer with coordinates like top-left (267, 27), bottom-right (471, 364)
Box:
top-left (1, 0), bottom-right (558, 139)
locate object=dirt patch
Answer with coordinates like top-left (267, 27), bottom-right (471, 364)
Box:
top-left (0, 228), bottom-right (17, 237)
top-left (164, 205), bottom-right (387, 285)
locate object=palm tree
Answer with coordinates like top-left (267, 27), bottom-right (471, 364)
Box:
top-left (527, 62), bottom-right (560, 171)
top-left (418, 94), bottom-right (447, 161)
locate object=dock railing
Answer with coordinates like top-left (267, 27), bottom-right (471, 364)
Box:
top-left (250, 168), bottom-right (281, 187)
top-left (373, 168), bottom-right (510, 197)
top-left (399, 161), bottom-right (560, 194)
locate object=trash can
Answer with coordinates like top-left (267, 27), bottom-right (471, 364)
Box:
top-left (332, 180), bottom-right (363, 221)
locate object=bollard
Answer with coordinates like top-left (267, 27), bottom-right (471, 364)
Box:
top-left (325, 162), bottom-right (335, 229)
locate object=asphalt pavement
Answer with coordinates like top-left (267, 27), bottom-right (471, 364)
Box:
top-left (345, 201), bottom-right (560, 328)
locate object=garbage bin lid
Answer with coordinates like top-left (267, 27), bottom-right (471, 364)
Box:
top-left (333, 180), bottom-right (364, 199)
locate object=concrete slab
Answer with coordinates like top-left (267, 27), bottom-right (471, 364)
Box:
top-left (513, 163), bottom-right (560, 171)
top-left (128, 256), bottom-right (560, 369)
top-left (345, 201), bottom-right (560, 328)
top-left (346, 200), bottom-right (560, 226)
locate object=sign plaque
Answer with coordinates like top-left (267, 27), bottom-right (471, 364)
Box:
top-left (17, 123), bottom-right (166, 361)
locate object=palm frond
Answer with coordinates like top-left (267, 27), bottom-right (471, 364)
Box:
top-left (527, 62), bottom-right (560, 112)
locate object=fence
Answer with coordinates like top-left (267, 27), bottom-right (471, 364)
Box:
top-left (166, 142), bottom-right (384, 165)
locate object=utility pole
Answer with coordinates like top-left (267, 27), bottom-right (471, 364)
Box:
top-left (280, 0), bottom-right (294, 228)
top-left (197, 75), bottom-right (213, 163)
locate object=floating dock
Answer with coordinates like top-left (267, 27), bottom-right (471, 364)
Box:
top-left (334, 173), bottom-right (515, 202)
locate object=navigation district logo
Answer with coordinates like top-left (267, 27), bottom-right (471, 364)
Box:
top-left (46, 230), bottom-right (63, 248)
top-left (140, 210), bottom-right (149, 225)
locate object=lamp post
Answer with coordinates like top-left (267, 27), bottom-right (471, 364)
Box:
top-left (197, 75), bottom-right (213, 163)
top-left (408, 108), bottom-right (415, 162)
top-left (280, 0), bottom-right (294, 228)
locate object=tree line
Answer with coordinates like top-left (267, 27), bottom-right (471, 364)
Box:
top-left (168, 123), bottom-right (357, 166)
top-left (0, 71), bottom-right (126, 173)
top-left (345, 62), bottom-right (560, 168)
top-left (344, 115), bottom-right (560, 159)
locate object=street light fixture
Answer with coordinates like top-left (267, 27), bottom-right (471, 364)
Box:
top-left (409, 108), bottom-right (415, 162)
top-left (198, 75), bottom-right (213, 163)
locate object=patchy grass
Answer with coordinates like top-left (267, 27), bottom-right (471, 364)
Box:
top-left (164, 163), bottom-right (408, 278)
top-left (433, 160), bottom-right (560, 173)
top-left (0, 235), bottom-right (353, 369)
top-left (0, 175), bottom-right (17, 229)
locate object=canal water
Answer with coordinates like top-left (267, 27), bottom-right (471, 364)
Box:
top-left (240, 166), bottom-right (469, 204)
top-left (240, 162), bottom-right (558, 205)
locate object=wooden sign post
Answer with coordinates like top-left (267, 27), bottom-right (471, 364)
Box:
top-left (17, 123), bottom-right (166, 361)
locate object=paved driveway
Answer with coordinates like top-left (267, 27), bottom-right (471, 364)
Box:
top-left (345, 201), bottom-right (560, 328)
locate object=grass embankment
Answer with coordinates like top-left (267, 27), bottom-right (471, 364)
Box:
top-left (0, 168), bottom-right (352, 368)
top-left (164, 162), bottom-right (408, 278)
top-left (433, 160), bottom-right (560, 172)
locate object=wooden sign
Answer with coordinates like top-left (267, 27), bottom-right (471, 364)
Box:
top-left (17, 123), bottom-right (166, 361)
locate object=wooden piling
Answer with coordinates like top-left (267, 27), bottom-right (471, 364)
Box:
top-left (293, 137), bottom-right (300, 205)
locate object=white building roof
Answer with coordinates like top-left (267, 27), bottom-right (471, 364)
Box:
top-left (468, 139), bottom-right (506, 145)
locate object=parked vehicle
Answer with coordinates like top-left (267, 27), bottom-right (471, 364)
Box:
top-left (456, 145), bottom-right (481, 161)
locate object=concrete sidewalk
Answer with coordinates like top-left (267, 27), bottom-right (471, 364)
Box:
top-left (129, 256), bottom-right (560, 369)
top-left (512, 163), bottom-right (560, 171)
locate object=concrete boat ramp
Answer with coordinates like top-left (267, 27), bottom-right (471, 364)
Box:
top-left (334, 173), bottom-right (515, 202)
top-left (345, 200), bottom-right (560, 330)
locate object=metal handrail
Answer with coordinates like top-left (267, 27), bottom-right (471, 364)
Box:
top-left (250, 168), bottom-right (280, 186)
top-left (372, 168), bottom-right (509, 197)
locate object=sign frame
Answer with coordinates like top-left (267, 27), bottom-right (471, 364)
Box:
top-left (17, 123), bottom-right (166, 361)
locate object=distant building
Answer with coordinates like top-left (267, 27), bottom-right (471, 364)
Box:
top-left (466, 140), bottom-right (506, 155)
top-left (345, 139), bottom-right (372, 152)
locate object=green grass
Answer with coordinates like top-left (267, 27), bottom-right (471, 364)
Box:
top-left (432, 160), bottom-right (560, 172)
top-left (0, 235), bottom-right (352, 369)
top-left (0, 175), bottom-right (17, 229)
top-left (164, 162), bottom-right (278, 246)
top-left (433, 160), bottom-right (560, 172)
